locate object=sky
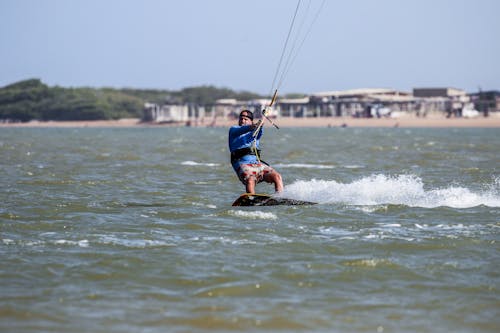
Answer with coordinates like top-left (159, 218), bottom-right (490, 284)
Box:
top-left (1, 0), bottom-right (499, 95)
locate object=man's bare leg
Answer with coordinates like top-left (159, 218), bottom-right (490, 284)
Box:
top-left (264, 172), bottom-right (283, 193)
top-left (245, 177), bottom-right (256, 194)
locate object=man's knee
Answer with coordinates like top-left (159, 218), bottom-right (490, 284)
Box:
top-left (265, 171), bottom-right (281, 184)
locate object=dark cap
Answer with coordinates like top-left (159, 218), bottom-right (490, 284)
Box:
top-left (239, 110), bottom-right (253, 120)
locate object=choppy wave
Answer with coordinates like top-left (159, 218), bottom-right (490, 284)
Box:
top-left (181, 161), bottom-right (220, 167)
top-left (276, 163), bottom-right (364, 169)
top-left (228, 210), bottom-right (278, 220)
top-left (275, 163), bottom-right (335, 169)
top-left (2, 238), bottom-right (90, 247)
top-left (281, 174), bottom-right (500, 208)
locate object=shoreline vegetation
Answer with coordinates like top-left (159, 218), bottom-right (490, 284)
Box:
top-left (0, 79), bottom-right (263, 122)
top-left (1, 114), bottom-right (500, 128)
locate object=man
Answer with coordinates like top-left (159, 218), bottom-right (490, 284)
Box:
top-left (228, 109), bottom-right (283, 194)
top-left (229, 110), bottom-right (283, 194)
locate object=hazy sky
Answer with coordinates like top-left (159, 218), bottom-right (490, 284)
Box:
top-left (1, 0), bottom-right (498, 95)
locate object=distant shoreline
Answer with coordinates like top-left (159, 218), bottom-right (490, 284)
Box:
top-left (1, 115), bottom-right (500, 128)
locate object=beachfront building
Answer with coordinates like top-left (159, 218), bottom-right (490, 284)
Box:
top-left (469, 90), bottom-right (500, 116)
top-left (309, 88), bottom-right (415, 118)
top-left (212, 98), bottom-right (243, 120)
top-left (209, 88), bottom-right (416, 120)
top-left (143, 102), bottom-right (205, 124)
top-left (144, 87), bottom-right (488, 123)
top-left (273, 97), bottom-right (310, 117)
top-left (413, 87), bottom-right (470, 117)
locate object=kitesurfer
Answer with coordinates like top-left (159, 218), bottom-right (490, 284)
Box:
top-left (228, 110), bottom-right (283, 194)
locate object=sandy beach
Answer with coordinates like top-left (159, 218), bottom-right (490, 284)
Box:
top-left (213, 114), bottom-right (500, 128)
top-left (1, 114), bottom-right (500, 128)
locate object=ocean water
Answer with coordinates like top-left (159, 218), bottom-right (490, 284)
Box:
top-left (1, 127), bottom-right (499, 333)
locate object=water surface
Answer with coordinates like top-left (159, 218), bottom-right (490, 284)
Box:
top-left (1, 127), bottom-right (499, 332)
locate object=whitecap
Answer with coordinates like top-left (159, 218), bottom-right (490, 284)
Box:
top-left (52, 239), bottom-right (89, 247)
top-left (343, 165), bottom-right (364, 169)
top-left (40, 232), bottom-right (57, 237)
top-left (181, 161), bottom-right (220, 167)
top-left (318, 226), bottom-right (357, 237)
top-left (229, 210), bottom-right (277, 220)
top-left (357, 205), bottom-right (388, 213)
top-left (192, 202), bottom-right (217, 209)
top-left (2, 239), bottom-right (15, 245)
top-left (98, 235), bottom-right (171, 248)
top-left (377, 223), bottom-right (402, 228)
top-left (24, 240), bottom-right (44, 246)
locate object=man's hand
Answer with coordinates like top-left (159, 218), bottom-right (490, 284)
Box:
top-left (262, 106), bottom-right (272, 117)
top-left (252, 119), bottom-right (263, 129)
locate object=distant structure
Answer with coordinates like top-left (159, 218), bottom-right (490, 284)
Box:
top-left (413, 87), bottom-right (469, 117)
top-left (413, 87), bottom-right (466, 98)
top-left (143, 103), bottom-right (188, 123)
top-left (469, 90), bottom-right (500, 117)
top-left (143, 102), bottom-right (205, 125)
top-left (308, 88), bottom-right (414, 118)
top-left (143, 87), bottom-right (498, 123)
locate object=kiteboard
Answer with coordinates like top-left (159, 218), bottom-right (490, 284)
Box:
top-left (232, 193), bottom-right (316, 207)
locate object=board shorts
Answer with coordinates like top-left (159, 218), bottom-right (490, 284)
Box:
top-left (236, 163), bottom-right (275, 184)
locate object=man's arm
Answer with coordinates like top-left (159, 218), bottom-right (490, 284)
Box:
top-left (252, 120), bottom-right (263, 139)
top-left (229, 125), bottom-right (253, 136)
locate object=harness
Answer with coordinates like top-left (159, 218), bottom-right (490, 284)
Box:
top-left (230, 147), bottom-right (268, 166)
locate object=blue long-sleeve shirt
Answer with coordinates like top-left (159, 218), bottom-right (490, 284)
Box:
top-left (228, 125), bottom-right (263, 170)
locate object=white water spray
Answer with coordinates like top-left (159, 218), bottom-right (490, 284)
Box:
top-left (281, 174), bottom-right (500, 208)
